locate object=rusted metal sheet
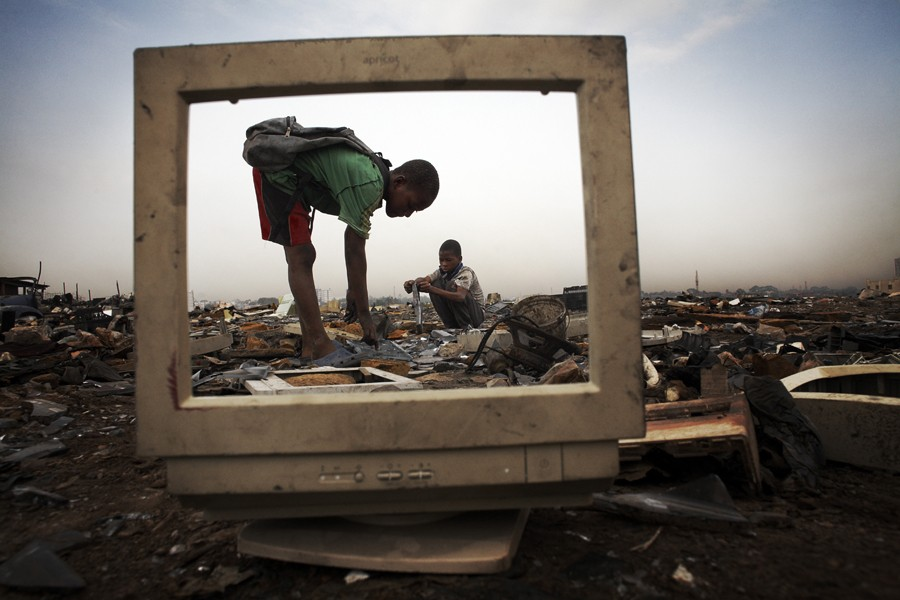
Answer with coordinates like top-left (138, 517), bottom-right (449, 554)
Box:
top-left (619, 394), bottom-right (762, 492)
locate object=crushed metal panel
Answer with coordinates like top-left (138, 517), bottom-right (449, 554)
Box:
top-left (619, 394), bottom-right (762, 492)
top-left (782, 365), bottom-right (900, 471)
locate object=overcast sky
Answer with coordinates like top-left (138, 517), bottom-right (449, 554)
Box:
top-left (1, 0), bottom-right (898, 303)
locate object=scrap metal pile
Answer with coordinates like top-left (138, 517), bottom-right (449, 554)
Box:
top-left (2, 289), bottom-right (898, 483)
top-left (0, 287), bottom-right (898, 593)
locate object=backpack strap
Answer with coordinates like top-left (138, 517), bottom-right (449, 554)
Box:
top-left (371, 153), bottom-right (392, 200)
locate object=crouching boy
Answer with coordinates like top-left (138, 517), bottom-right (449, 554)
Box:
top-left (404, 239), bottom-right (484, 329)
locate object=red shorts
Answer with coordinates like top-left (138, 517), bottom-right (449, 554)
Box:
top-left (253, 168), bottom-right (312, 246)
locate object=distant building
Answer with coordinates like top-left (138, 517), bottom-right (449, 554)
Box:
top-left (865, 258), bottom-right (900, 294)
top-left (866, 279), bottom-right (899, 293)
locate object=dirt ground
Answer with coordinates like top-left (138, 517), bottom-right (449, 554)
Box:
top-left (1, 388), bottom-right (898, 599)
top-left (1, 294), bottom-right (899, 598)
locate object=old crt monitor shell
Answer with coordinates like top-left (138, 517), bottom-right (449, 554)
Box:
top-left (134, 35), bottom-right (644, 520)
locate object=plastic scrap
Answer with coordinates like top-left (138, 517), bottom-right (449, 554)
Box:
top-left (737, 375), bottom-right (825, 490)
top-left (592, 475), bottom-right (749, 530)
top-left (0, 544), bottom-right (85, 591)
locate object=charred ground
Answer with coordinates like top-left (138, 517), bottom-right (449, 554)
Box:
top-left (1, 293), bottom-right (898, 599)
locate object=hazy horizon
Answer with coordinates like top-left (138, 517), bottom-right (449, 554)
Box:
top-left (2, 1), bottom-right (898, 302)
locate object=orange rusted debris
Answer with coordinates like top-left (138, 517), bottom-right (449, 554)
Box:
top-left (343, 323), bottom-right (363, 336)
top-left (360, 358), bottom-right (410, 376)
top-left (619, 393), bottom-right (762, 492)
top-left (244, 336), bottom-right (270, 350)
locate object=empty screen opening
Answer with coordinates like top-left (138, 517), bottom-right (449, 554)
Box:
top-left (187, 92), bottom-right (586, 309)
top-left (185, 91), bottom-right (587, 395)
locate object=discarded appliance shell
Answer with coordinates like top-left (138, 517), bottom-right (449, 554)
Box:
top-left (781, 364), bottom-right (900, 471)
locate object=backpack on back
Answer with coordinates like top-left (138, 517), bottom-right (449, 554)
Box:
top-left (242, 116), bottom-right (392, 174)
top-left (243, 116), bottom-right (392, 240)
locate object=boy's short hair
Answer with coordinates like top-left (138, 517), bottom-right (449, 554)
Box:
top-left (394, 159), bottom-right (439, 202)
top-left (440, 239), bottom-right (462, 257)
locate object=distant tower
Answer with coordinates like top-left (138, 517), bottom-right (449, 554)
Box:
top-left (695, 270), bottom-right (699, 291)
top-left (895, 257), bottom-right (900, 277)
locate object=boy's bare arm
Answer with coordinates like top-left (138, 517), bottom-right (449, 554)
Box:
top-left (344, 227), bottom-right (377, 344)
top-left (419, 280), bottom-right (469, 303)
top-left (404, 275), bottom-right (432, 293)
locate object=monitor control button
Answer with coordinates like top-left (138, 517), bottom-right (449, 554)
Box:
top-left (376, 470), bottom-right (403, 482)
top-left (407, 469), bottom-right (434, 480)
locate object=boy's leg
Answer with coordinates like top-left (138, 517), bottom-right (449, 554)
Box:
top-left (450, 293), bottom-right (483, 328)
top-left (469, 295), bottom-right (485, 328)
top-left (429, 293), bottom-right (459, 329)
top-left (253, 168), bottom-right (332, 357)
top-left (284, 243), bottom-right (334, 360)
top-left (429, 279), bottom-right (484, 328)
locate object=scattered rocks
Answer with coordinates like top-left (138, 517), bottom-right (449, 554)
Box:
top-left (538, 358), bottom-right (587, 385)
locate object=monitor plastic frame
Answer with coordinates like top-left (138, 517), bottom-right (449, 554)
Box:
top-left (134, 35), bottom-right (644, 516)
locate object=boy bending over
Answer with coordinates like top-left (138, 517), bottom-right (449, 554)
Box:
top-left (254, 143), bottom-right (439, 365)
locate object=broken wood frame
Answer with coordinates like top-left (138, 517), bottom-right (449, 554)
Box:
top-left (244, 366), bottom-right (423, 395)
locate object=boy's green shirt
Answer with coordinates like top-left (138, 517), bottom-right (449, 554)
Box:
top-left (264, 145), bottom-right (384, 239)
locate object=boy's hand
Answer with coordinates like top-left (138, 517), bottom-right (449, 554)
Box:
top-left (410, 276), bottom-right (431, 292)
top-left (403, 279), bottom-right (414, 293)
top-left (343, 298), bottom-right (358, 323)
top-left (359, 314), bottom-right (379, 347)
top-left (346, 298), bottom-right (378, 346)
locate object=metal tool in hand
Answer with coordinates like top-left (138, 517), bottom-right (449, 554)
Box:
top-left (411, 284), bottom-right (423, 334)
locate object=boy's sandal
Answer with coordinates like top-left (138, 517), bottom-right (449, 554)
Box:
top-left (313, 346), bottom-right (359, 368)
top-left (296, 341), bottom-right (343, 367)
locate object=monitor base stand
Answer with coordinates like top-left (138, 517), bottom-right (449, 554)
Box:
top-left (237, 509), bottom-right (529, 574)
